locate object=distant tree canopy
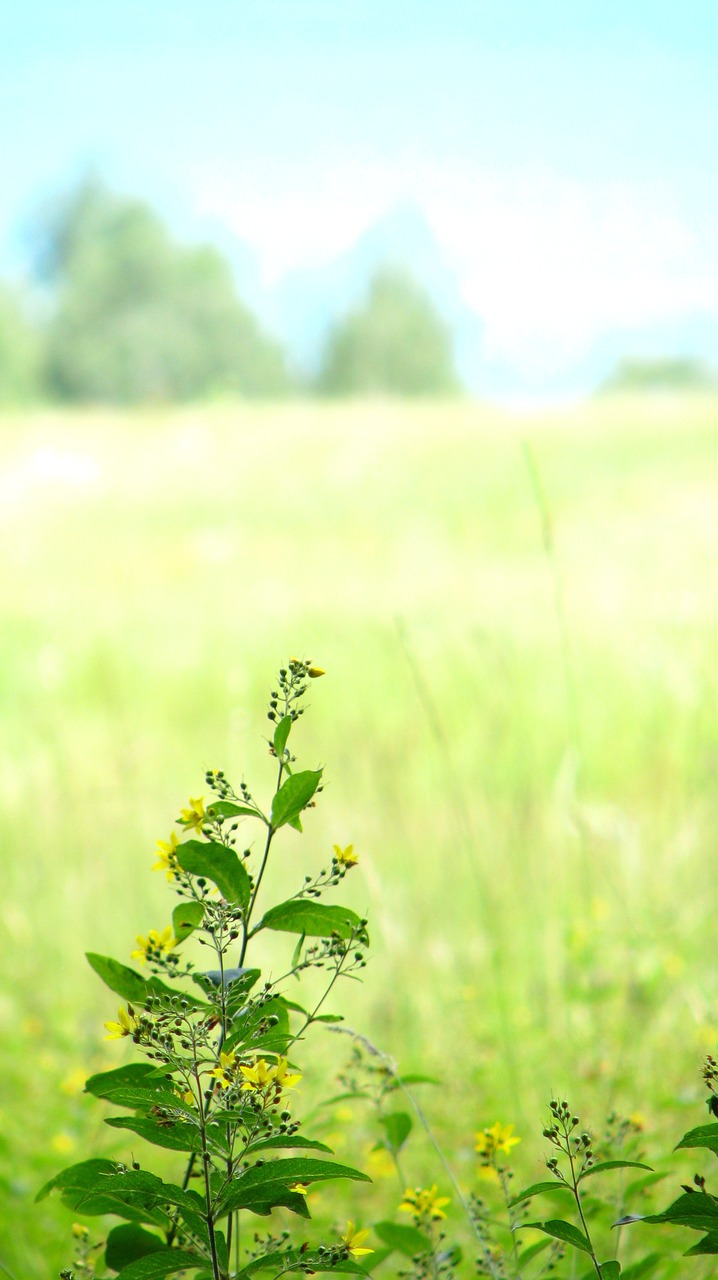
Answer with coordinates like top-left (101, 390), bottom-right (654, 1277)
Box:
top-left (317, 267), bottom-right (461, 397)
top-left (36, 179), bottom-right (293, 403)
top-left (601, 357), bottom-right (715, 393)
top-left (0, 285), bottom-right (41, 404)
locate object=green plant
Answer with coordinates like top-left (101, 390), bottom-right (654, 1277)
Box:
top-left (39, 658), bottom-right (376, 1280)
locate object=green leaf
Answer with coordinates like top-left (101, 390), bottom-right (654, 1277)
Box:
top-left (641, 1191), bottom-right (718, 1232)
top-left (172, 901), bottom-right (204, 943)
top-left (177, 839), bottom-right (251, 907)
top-left (206, 799), bottom-right (263, 821)
top-left (76, 1168), bottom-right (201, 1217)
top-left (580, 1160), bottom-right (653, 1181)
top-left (245, 1135), bottom-right (334, 1156)
top-left (510, 1181), bottom-right (573, 1207)
top-left (218, 1156), bottom-right (370, 1216)
top-left (516, 1239), bottom-right (552, 1267)
top-left (87, 953), bottom-right (148, 1003)
top-left (238, 1250), bottom-right (369, 1277)
top-left (599, 1263), bottom-right (621, 1279)
top-left (105, 1115), bottom-right (202, 1153)
top-left (291, 932), bottom-right (306, 972)
top-left (100, 1087), bottom-right (197, 1116)
top-left (259, 899), bottom-right (367, 942)
top-left (273, 716), bottom-right (292, 758)
top-left (676, 1124), bottom-right (718, 1156)
top-left (85, 1064), bottom-right (164, 1100)
top-left (113, 1249), bottom-right (200, 1278)
top-left (523, 1220), bottom-right (592, 1255)
top-left (270, 769), bottom-right (322, 830)
top-left (378, 1111), bottom-right (412, 1154)
top-left (86, 956), bottom-right (208, 1013)
top-left (105, 1223), bottom-right (165, 1271)
top-left (374, 1221), bottom-right (431, 1256)
top-left (37, 1157), bottom-right (117, 1203)
top-left (619, 1255), bottom-right (665, 1279)
top-left (685, 1232), bottom-right (718, 1255)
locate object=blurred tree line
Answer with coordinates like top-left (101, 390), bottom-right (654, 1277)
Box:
top-left (0, 179), bottom-right (460, 405)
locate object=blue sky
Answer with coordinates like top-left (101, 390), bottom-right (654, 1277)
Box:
top-left (3, 1), bottom-right (718, 383)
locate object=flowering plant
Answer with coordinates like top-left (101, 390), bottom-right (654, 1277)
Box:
top-left (39, 659), bottom-right (374, 1280)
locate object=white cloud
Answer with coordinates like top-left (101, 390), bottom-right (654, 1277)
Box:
top-left (193, 156), bottom-right (718, 378)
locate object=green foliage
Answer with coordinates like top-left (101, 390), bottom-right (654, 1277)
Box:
top-left (37, 178), bottom-right (293, 403)
top-left (43, 659), bottom-right (379, 1280)
top-left (601, 356), bottom-right (715, 393)
top-left (317, 267), bottom-right (461, 396)
top-left (0, 282), bottom-right (42, 403)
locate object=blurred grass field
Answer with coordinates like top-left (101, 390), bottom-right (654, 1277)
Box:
top-left (3, 395), bottom-right (718, 1277)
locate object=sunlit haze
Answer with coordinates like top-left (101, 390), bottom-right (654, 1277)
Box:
top-left (4, 0), bottom-right (718, 393)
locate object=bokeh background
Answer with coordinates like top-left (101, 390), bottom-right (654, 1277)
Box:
top-left (3, 4), bottom-right (718, 1277)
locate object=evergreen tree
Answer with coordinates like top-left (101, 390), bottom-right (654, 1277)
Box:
top-left (36, 179), bottom-right (293, 403)
top-left (318, 267), bottom-right (460, 396)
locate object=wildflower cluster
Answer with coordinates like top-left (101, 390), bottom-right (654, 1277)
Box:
top-left (41, 660), bottom-right (380, 1280)
top-left (399, 1184), bottom-right (451, 1224)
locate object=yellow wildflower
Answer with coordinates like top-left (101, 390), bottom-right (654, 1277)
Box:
top-left (153, 831), bottom-right (181, 880)
top-left (179, 797), bottom-right (206, 833)
top-left (475, 1122), bottom-right (521, 1159)
top-left (307, 666), bottom-right (325, 679)
top-left (341, 1222), bottom-right (373, 1258)
top-left (399, 1185), bottom-right (450, 1222)
top-left (239, 1056), bottom-right (301, 1092)
top-left (239, 1058), bottom-right (277, 1091)
top-left (210, 1050), bottom-right (237, 1089)
top-left (333, 843), bottom-right (358, 868)
top-left (104, 1006), bottom-right (138, 1039)
top-left (289, 1182), bottom-right (309, 1195)
top-left (131, 925), bottom-right (177, 965)
top-left (274, 1056), bottom-right (302, 1089)
top-left (72, 1224), bottom-right (89, 1240)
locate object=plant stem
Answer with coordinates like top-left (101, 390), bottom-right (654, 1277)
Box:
top-left (195, 1061), bottom-right (222, 1280)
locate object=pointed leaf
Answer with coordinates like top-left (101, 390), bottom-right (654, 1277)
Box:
top-left (113, 1249), bottom-right (199, 1278)
top-left (105, 1115), bottom-right (202, 1153)
top-left (270, 769), bottom-right (322, 829)
top-left (87, 953), bottom-right (148, 1003)
top-left (105, 1223), bottom-right (165, 1271)
top-left (685, 1232), bottom-right (718, 1255)
top-left (37, 1158), bottom-right (117, 1203)
top-left (580, 1160), bottom-right (652, 1181)
top-left (239, 1250), bottom-right (369, 1277)
top-left (378, 1111), bottom-right (412, 1154)
top-left (100, 1086), bottom-right (197, 1115)
top-left (516, 1239), bottom-right (552, 1266)
top-left (374, 1221), bottom-right (431, 1256)
top-left (620, 1257), bottom-right (665, 1280)
top-left (218, 1156), bottom-right (370, 1215)
top-left (177, 839), bottom-right (250, 908)
top-left (523, 1220), bottom-right (592, 1255)
top-left (172, 901), bottom-right (204, 943)
top-left (259, 900), bottom-right (367, 942)
top-left (206, 799), bottom-right (263, 821)
top-left (273, 716), bottom-right (292, 758)
top-left (641, 1191), bottom-right (718, 1232)
top-left (85, 1064), bottom-right (164, 1100)
top-left (510, 1182), bottom-right (573, 1207)
top-left (676, 1124), bottom-right (718, 1157)
top-left (245, 1135), bottom-right (333, 1156)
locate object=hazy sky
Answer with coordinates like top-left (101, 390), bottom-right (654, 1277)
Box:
top-left (4, 1), bottom-right (718, 378)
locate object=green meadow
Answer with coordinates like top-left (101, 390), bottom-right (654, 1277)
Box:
top-left (3, 395), bottom-right (718, 1277)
